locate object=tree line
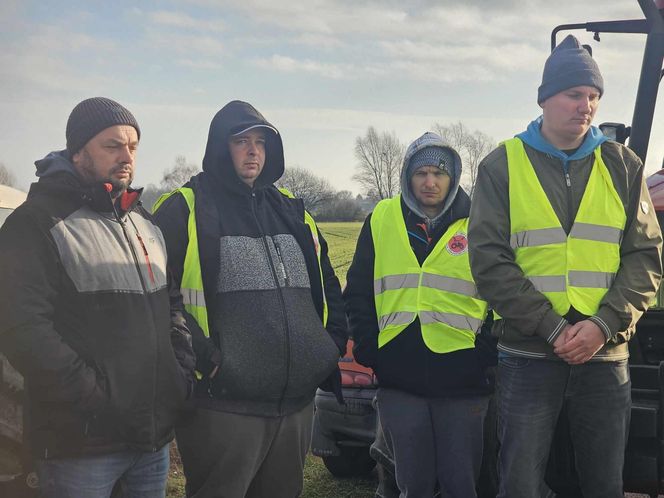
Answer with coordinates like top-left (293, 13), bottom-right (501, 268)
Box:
top-left (0, 122), bottom-right (495, 221)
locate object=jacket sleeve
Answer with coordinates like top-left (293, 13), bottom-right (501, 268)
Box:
top-left (0, 208), bottom-right (107, 414)
top-left (167, 268), bottom-right (196, 388)
top-left (589, 147), bottom-right (663, 341)
top-left (468, 147), bottom-right (568, 343)
top-left (317, 227), bottom-right (348, 355)
top-left (344, 214), bottom-right (380, 368)
top-left (153, 193), bottom-right (221, 377)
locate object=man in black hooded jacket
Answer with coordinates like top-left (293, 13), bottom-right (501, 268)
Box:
top-left (153, 100), bottom-right (347, 498)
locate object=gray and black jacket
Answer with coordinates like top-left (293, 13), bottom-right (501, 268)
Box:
top-left (154, 101), bottom-right (347, 417)
top-left (0, 152), bottom-right (195, 459)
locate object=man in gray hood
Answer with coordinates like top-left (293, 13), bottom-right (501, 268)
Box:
top-left (345, 132), bottom-right (494, 497)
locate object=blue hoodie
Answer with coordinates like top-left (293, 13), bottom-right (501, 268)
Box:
top-left (516, 115), bottom-right (608, 176)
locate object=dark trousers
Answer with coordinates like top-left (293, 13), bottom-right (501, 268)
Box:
top-left (496, 357), bottom-right (630, 498)
top-left (176, 402), bottom-right (313, 498)
top-left (376, 387), bottom-right (489, 498)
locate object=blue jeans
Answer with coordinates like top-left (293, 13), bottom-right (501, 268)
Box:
top-left (496, 357), bottom-right (630, 498)
top-left (35, 444), bottom-right (170, 498)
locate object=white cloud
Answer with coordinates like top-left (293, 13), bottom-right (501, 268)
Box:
top-left (148, 10), bottom-right (225, 32)
top-left (253, 55), bottom-right (352, 79)
top-left (144, 31), bottom-right (225, 57)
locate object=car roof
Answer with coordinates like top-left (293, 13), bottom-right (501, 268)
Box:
top-left (0, 185), bottom-right (27, 209)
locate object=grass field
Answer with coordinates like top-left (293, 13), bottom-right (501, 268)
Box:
top-left (166, 221), bottom-right (367, 497)
top-left (318, 221), bottom-right (362, 286)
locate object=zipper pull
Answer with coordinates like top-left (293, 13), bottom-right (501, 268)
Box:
top-left (565, 172), bottom-right (571, 188)
top-left (135, 231), bottom-right (156, 285)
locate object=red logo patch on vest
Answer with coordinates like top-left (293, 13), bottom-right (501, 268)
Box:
top-left (447, 233), bottom-right (468, 255)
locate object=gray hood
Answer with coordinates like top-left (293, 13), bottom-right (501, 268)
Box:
top-left (400, 132), bottom-right (462, 225)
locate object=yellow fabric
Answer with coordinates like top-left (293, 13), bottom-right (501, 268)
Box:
top-left (154, 188), bottom-right (210, 336)
top-left (505, 137), bottom-right (626, 316)
top-left (370, 196), bottom-right (488, 354)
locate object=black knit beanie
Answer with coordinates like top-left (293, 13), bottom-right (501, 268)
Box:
top-left (538, 35), bottom-right (604, 104)
top-left (66, 97), bottom-right (141, 156)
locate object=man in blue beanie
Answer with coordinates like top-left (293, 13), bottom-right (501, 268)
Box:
top-left (469, 35), bottom-right (662, 497)
top-left (346, 132), bottom-right (495, 497)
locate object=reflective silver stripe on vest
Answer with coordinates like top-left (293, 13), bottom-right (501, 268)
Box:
top-left (568, 271), bottom-right (615, 289)
top-left (420, 311), bottom-right (483, 333)
top-left (510, 227), bottom-right (567, 249)
top-left (528, 275), bottom-right (566, 292)
top-left (374, 273), bottom-right (420, 295)
top-left (181, 288), bottom-right (206, 307)
top-left (378, 311), bottom-right (416, 330)
top-left (421, 273), bottom-right (479, 298)
top-left (569, 223), bottom-right (622, 244)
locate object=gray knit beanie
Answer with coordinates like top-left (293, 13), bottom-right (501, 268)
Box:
top-left (407, 146), bottom-right (455, 182)
top-left (537, 35), bottom-right (604, 104)
top-left (66, 97), bottom-right (141, 156)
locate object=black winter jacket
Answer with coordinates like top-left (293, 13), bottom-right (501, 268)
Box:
top-left (0, 153), bottom-right (195, 459)
top-left (345, 192), bottom-right (496, 398)
top-left (154, 101), bottom-right (347, 417)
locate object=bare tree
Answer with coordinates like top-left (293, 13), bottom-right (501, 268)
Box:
top-left (161, 155), bottom-right (200, 191)
top-left (276, 166), bottom-right (335, 215)
top-left (316, 190), bottom-right (364, 222)
top-left (0, 162), bottom-right (15, 187)
top-left (352, 127), bottom-right (404, 200)
top-left (431, 122), bottom-right (495, 197)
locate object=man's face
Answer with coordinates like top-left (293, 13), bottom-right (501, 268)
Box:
top-left (72, 125), bottom-right (138, 196)
top-left (411, 165), bottom-right (451, 213)
top-left (540, 85), bottom-right (600, 149)
top-left (228, 129), bottom-right (266, 187)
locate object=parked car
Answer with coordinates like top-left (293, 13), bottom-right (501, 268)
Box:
top-left (0, 185), bottom-right (37, 497)
top-left (311, 339), bottom-right (378, 478)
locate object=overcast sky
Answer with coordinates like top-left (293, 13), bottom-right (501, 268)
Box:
top-left (1, 0), bottom-right (662, 194)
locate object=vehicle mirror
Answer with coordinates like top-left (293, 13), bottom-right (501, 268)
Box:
top-left (599, 122), bottom-right (631, 144)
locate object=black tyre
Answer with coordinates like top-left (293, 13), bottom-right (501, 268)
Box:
top-left (322, 445), bottom-right (376, 477)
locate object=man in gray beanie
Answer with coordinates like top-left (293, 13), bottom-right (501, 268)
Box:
top-left (469, 35), bottom-right (662, 497)
top-left (345, 132), bottom-right (495, 497)
top-left (0, 98), bottom-right (195, 497)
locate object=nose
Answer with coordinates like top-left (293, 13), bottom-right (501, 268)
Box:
top-left (247, 140), bottom-right (258, 155)
top-left (578, 97), bottom-right (592, 113)
top-left (424, 173), bottom-right (436, 187)
top-left (119, 145), bottom-right (134, 165)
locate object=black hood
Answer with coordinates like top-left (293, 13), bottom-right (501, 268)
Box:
top-left (201, 100), bottom-right (284, 191)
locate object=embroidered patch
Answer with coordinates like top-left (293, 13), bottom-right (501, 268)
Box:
top-left (641, 201), bottom-right (650, 215)
top-left (447, 233), bottom-right (468, 255)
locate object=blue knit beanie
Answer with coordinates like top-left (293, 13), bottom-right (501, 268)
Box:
top-left (407, 146), bottom-right (455, 182)
top-left (537, 35), bottom-right (604, 104)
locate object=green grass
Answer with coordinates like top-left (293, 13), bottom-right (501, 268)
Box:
top-left (166, 222), bottom-right (366, 496)
top-left (318, 221), bottom-right (362, 286)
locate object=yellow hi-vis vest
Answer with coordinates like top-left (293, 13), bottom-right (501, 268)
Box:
top-left (370, 196), bottom-right (488, 354)
top-left (153, 187), bottom-right (328, 339)
top-left (505, 137), bottom-right (626, 317)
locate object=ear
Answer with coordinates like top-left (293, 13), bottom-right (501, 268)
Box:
top-left (71, 149), bottom-right (82, 166)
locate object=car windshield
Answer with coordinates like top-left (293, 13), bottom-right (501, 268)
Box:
top-left (0, 207), bottom-right (13, 228)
